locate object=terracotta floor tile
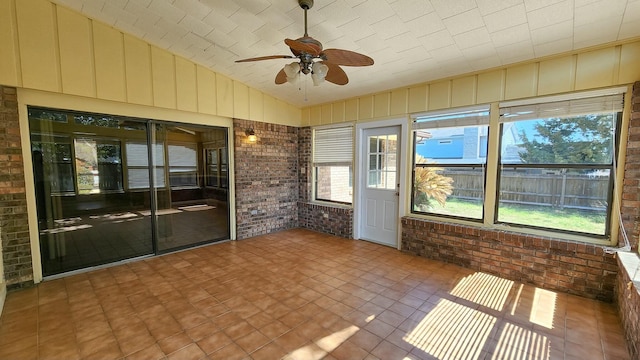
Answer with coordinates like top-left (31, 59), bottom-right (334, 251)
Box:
top-left (275, 330), bottom-right (310, 353)
top-left (78, 332), bottom-right (120, 359)
top-left (250, 341), bottom-right (288, 360)
top-left (197, 331), bottom-right (233, 355)
top-left (364, 318), bottom-right (396, 339)
top-left (371, 339), bottom-right (410, 359)
top-left (235, 330), bottom-right (270, 354)
top-left (166, 343), bottom-right (206, 360)
top-left (223, 320), bottom-right (256, 340)
top-left (0, 229), bottom-right (632, 360)
top-left (208, 342), bottom-right (248, 360)
top-left (38, 337), bottom-right (81, 360)
top-left (330, 340), bottom-right (369, 360)
top-left (259, 320), bottom-right (292, 339)
top-left (158, 332), bottom-right (192, 355)
top-left (118, 331), bottom-right (157, 356)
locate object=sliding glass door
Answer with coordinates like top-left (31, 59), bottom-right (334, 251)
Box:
top-left (29, 107), bottom-right (230, 277)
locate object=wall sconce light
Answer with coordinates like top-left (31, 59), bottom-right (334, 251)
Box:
top-left (246, 128), bottom-right (257, 142)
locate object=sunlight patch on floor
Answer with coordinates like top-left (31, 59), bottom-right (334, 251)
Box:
top-left (529, 288), bottom-right (557, 329)
top-left (490, 322), bottom-right (550, 360)
top-left (404, 298), bottom-right (497, 360)
top-left (450, 272), bottom-right (515, 311)
top-left (286, 325), bottom-right (360, 360)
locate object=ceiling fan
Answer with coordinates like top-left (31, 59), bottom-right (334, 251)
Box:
top-left (235, 0), bottom-right (374, 86)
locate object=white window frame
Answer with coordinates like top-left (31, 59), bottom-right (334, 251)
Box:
top-left (407, 87), bottom-right (628, 243)
top-left (411, 105), bottom-right (491, 221)
top-left (312, 124), bottom-right (354, 205)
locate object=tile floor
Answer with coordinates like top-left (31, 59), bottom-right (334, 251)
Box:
top-left (0, 229), bottom-right (631, 360)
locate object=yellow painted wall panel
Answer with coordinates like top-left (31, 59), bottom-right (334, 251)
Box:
top-left (16, 0), bottom-right (59, 91)
top-left (505, 63), bottom-right (537, 100)
top-left (575, 47), bottom-right (617, 90)
top-left (300, 107), bottom-right (310, 126)
top-left (390, 89), bottom-right (407, 115)
top-left (301, 107), bottom-right (310, 126)
top-left (332, 101), bottom-right (345, 123)
top-left (124, 35), bottom-right (152, 106)
top-left (276, 100), bottom-right (298, 126)
top-left (477, 70), bottom-right (504, 104)
top-left (93, 22), bottom-right (126, 102)
top-left (216, 74), bottom-right (233, 117)
top-left (359, 95), bottom-right (374, 120)
top-left (151, 47), bottom-right (176, 109)
top-left (618, 42), bottom-right (640, 84)
top-left (537, 56), bottom-right (575, 95)
top-left (451, 76), bottom-right (476, 107)
top-left (0, 0), bottom-right (21, 86)
top-left (263, 95), bottom-right (276, 123)
top-left (285, 103), bottom-right (301, 126)
top-left (321, 104), bottom-right (332, 124)
top-left (197, 65), bottom-right (216, 115)
top-left (249, 88), bottom-right (263, 121)
top-left (408, 85), bottom-right (428, 113)
top-left (309, 106), bottom-right (321, 126)
top-left (428, 81), bottom-right (451, 110)
top-left (175, 57), bottom-right (197, 112)
top-left (57, 6), bottom-right (94, 97)
top-left (374, 93), bottom-right (390, 118)
top-left (345, 99), bottom-right (358, 121)
top-left (233, 81), bottom-right (249, 120)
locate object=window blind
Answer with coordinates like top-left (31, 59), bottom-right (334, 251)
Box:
top-left (313, 126), bottom-right (353, 165)
top-left (413, 105), bottom-right (490, 129)
top-left (500, 94), bottom-right (624, 122)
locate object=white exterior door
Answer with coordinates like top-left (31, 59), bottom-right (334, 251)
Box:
top-left (359, 126), bottom-right (400, 246)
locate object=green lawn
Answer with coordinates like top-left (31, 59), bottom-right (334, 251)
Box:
top-left (423, 198), bottom-right (606, 235)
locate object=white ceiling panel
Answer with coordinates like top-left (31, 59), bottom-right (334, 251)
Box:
top-left (48, 0), bottom-right (640, 107)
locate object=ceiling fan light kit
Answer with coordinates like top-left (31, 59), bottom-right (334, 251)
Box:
top-left (235, 0), bottom-right (374, 86)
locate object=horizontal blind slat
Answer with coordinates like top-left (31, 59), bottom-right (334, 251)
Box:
top-left (500, 94), bottom-right (624, 122)
top-left (314, 126), bottom-right (353, 164)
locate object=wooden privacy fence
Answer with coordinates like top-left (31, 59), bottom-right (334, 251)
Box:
top-left (442, 170), bottom-right (609, 211)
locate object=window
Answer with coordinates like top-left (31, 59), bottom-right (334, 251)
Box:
top-left (125, 141), bottom-right (165, 189)
top-left (313, 126), bottom-right (353, 204)
top-left (409, 88), bottom-right (626, 239)
top-left (205, 147), bottom-right (228, 188)
top-left (74, 138), bottom-right (124, 194)
top-left (497, 93), bottom-right (623, 236)
top-left (31, 134), bottom-right (75, 194)
top-left (412, 106), bottom-right (490, 219)
top-left (168, 142), bottom-right (198, 188)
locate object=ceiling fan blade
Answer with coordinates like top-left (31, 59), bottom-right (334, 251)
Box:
top-left (285, 38), bottom-right (321, 57)
top-left (235, 55), bottom-right (294, 63)
top-left (322, 62), bottom-right (348, 85)
top-left (322, 49), bottom-right (374, 67)
top-left (275, 68), bottom-right (287, 84)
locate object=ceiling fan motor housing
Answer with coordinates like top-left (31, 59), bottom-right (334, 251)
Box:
top-left (298, 0), bottom-right (313, 10)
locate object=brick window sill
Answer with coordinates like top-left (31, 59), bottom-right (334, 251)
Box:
top-left (618, 251), bottom-right (640, 295)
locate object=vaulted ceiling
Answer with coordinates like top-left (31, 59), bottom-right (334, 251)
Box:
top-left (51, 0), bottom-right (640, 107)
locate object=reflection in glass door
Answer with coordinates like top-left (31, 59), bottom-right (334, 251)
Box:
top-left (29, 107), bottom-right (230, 277)
top-left (153, 124), bottom-right (230, 252)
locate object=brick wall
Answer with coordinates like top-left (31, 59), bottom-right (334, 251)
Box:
top-left (402, 82), bottom-right (640, 303)
top-left (233, 119), bottom-right (299, 239)
top-left (0, 86), bottom-right (32, 289)
top-left (616, 255), bottom-right (639, 359)
top-left (616, 81), bottom-right (640, 359)
top-left (401, 218), bottom-right (617, 301)
top-left (620, 82), bottom-right (640, 251)
top-left (297, 126), bottom-right (354, 238)
top-left (299, 203), bottom-right (353, 238)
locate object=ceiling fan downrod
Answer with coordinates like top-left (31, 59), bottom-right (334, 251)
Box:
top-left (299, 0), bottom-right (313, 37)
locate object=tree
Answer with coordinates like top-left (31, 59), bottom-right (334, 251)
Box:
top-left (518, 114), bottom-right (614, 164)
